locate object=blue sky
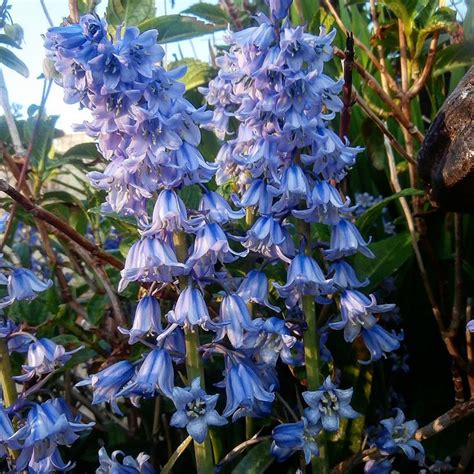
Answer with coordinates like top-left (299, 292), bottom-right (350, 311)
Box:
top-left (5, 0), bottom-right (219, 131)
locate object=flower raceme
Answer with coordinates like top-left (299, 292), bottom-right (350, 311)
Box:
top-left (41, 0), bottom-right (418, 469)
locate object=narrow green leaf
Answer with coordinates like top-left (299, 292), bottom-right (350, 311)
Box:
top-left (0, 46), bottom-right (28, 77)
top-left (182, 3), bottom-right (230, 26)
top-left (433, 41), bottom-right (474, 77)
top-left (139, 14), bottom-right (224, 43)
top-left (352, 232), bottom-right (413, 291)
top-left (356, 188), bottom-right (424, 235)
top-left (232, 440), bottom-right (274, 474)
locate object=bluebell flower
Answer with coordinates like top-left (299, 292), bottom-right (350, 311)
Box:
top-left (233, 179), bottom-right (273, 215)
top-left (302, 376), bottom-right (359, 431)
top-left (237, 269), bottom-right (280, 312)
top-left (76, 360), bottom-right (135, 414)
top-left (324, 219), bottom-right (375, 261)
top-left (0, 405), bottom-right (16, 457)
top-left (185, 223), bottom-right (248, 278)
top-left (163, 326), bottom-right (186, 364)
top-left (467, 320), bottom-right (474, 332)
top-left (119, 348), bottom-right (174, 402)
top-left (215, 293), bottom-right (262, 349)
top-left (361, 325), bottom-right (402, 363)
top-left (97, 448), bottom-right (155, 474)
top-left (119, 295), bottom-right (163, 344)
top-left (167, 286), bottom-right (219, 330)
top-left (141, 189), bottom-right (203, 236)
top-left (199, 191), bottom-right (245, 224)
top-left (0, 268), bottom-right (52, 307)
top-left (14, 337), bottom-right (82, 382)
top-left (280, 340), bottom-right (305, 366)
top-left (222, 357), bottom-right (275, 420)
top-left (269, 164), bottom-right (312, 214)
top-left (250, 317), bottom-right (296, 366)
top-left (119, 237), bottom-right (185, 292)
top-left (266, 0), bottom-right (292, 21)
top-left (364, 457), bottom-right (393, 474)
top-left (271, 418), bottom-right (319, 464)
top-left (292, 179), bottom-right (353, 225)
top-left (329, 260), bottom-right (368, 289)
top-left (11, 399), bottom-right (94, 472)
top-left (241, 216), bottom-right (294, 262)
top-left (274, 254), bottom-right (332, 307)
top-left (330, 289), bottom-right (396, 343)
top-left (376, 408), bottom-right (424, 461)
top-left (170, 377), bottom-right (227, 443)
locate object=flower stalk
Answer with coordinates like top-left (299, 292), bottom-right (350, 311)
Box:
top-left (173, 231), bottom-right (214, 472)
top-left (298, 220), bottom-right (329, 473)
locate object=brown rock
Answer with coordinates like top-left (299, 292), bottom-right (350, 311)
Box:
top-left (418, 66), bottom-right (474, 212)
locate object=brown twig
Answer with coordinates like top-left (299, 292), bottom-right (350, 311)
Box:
top-left (0, 179), bottom-right (123, 270)
top-left (0, 79), bottom-right (52, 251)
top-left (408, 33), bottom-right (440, 98)
top-left (352, 88), bottom-right (416, 165)
top-left (334, 47), bottom-right (425, 143)
top-left (340, 32), bottom-right (354, 139)
top-left (451, 213), bottom-right (463, 333)
top-left (332, 399), bottom-right (474, 473)
top-left (322, 0), bottom-right (399, 94)
top-left (68, 0), bottom-right (80, 23)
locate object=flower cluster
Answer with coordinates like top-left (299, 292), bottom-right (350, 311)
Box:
top-left (365, 408), bottom-right (425, 472)
top-left (271, 376), bottom-right (359, 464)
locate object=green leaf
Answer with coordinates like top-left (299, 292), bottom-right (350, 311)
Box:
top-left (0, 34), bottom-right (20, 49)
top-left (231, 440), bottom-right (274, 474)
top-left (106, 0), bottom-right (156, 28)
top-left (179, 184), bottom-right (201, 209)
top-left (0, 46), bottom-right (28, 77)
top-left (433, 41), bottom-right (474, 77)
top-left (356, 188), bottom-right (424, 235)
top-left (182, 3), bottom-right (230, 26)
top-left (352, 232), bottom-right (413, 291)
top-left (78, 0), bottom-right (101, 14)
top-left (139, 14), bottom-right (224, 43)
top-left (414, 7), bottom-right (457, 59)
top-left (23, 114), bottom-right (59, 170)
top-left (169, 58), bottom-right (213, 91)
top-left (381, 0), bottom-right (419, 46)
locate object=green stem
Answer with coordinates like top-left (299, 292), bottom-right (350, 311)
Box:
top-left (298, 221), bottom-right (329, 474)
top-left (0, 338), bottom-right (18, 461)
top-left (173, 231), bottom-right (214, 473)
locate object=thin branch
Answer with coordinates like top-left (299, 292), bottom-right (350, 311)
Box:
top-left (40, 0), bottom-right (54, 27)
top-left (68, 0), bottom-right (80, 23)
top-left (408, 33), bottom-right (440, 98)
top-left (0, 79), bottom-right (52, 251)
top-left (332, 399), bottom-right (474, 473)
top-left (383, 131), bottom-right (467, 372)
top-left (323, 0), bottom-right (400, 94)
top-left (340, 32), bottom-right (354, 139)
top-left (334, 47), bottom-right (425, 143)
top-left (0, 179), bottom-right (123, 270)
top-left (450, 213), bottom-right (463, 333)
top-left (352, 88), bottom-right (416, 165)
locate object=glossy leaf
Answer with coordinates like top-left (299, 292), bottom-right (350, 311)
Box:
top-left (356, 188), bottom-right (424, 235)
top-left (353, 232), bottom-right (413, 291)
top-left (433, 41), bottom-right (474, 77)
top-left (0, 46), bottom-right (28, 77)
top-left (139, 14), bottom-right (224, 42)
top-left (169, 58), bottom-right (214, 91)
top-left (231, 440), bottom-right (274, 474)
top-left (106, 0), bottom-right (156, 27)
top-left (182, 3), bottom-right (230, 26)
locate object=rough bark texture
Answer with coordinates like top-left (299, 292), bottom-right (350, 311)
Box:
top-left (418, 66), bottom-right (474, 212)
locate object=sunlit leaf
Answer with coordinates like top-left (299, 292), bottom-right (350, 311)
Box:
top-left (0, 46), bottom-right (28, 77)
top-left (106, 0), bottom-right (155, 27)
